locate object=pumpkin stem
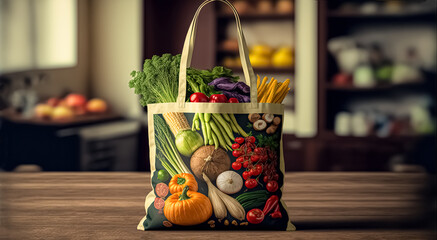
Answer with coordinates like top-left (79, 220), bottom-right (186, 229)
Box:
top-left (177, 177), bottom-right (186, 185)
top-left (178, 186), bottom-right (191, 201)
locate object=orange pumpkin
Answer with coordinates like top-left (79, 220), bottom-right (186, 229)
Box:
top-left (164, 186), bottom-right (212, 226)
top-left (169, 173), bottom-right (198, 194)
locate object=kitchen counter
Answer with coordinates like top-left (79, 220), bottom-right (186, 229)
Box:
top-left (0, 172), bottom-right (434, 239)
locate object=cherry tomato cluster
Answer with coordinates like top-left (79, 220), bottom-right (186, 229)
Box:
top-left (260, 146), bottom-right (279, 192)
top-left (189, 92), bottom-right (239, 103)
top-left (228, 136), bottom-right (278, 192)
top-left (231, 136), bottom-right (279, 191)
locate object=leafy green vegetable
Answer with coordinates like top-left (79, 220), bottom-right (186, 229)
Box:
top-left (154, 114), bottom-right (191, 176)
top-left (186, 67), bottom-right (239, 97)
top-left (256, 133), bottom-right (280, 150)
top-left (129, 54), bottom-right (181, 106)
top-left (129, 54), bottom-right (239, 105)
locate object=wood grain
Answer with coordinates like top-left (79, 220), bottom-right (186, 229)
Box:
top-left (0, 172), bottom-right (434, 240)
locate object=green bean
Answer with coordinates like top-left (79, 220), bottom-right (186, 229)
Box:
top-left (205, 113), bottom-right (211, 122)
top-left (212, 113), bottom-right (234, 140)
top-left (222, 113), bottom-right (231, 122)
top-left (211, 131), bottom-right (219, 149)
top-left (229, 114), bottom-right (248, 137)
top-left (212, 116), bottom-right (233, 147)
top-left (192, 113), bottom-right (199, 131)
top-left (199, 113), bottom-right (207, 145)
top-left (209, 121), bottom-right (228, 150)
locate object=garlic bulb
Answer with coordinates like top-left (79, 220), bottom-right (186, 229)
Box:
top-left (216, 171), bottom-right (243, 194)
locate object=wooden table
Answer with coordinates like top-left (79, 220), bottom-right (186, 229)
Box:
top-left (0, 172), bottom-right (434, 239)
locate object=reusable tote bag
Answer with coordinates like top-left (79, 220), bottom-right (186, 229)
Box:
top-left (137, 0), bottom-right (295, 231)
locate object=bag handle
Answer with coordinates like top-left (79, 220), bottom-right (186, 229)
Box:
top-left (178, 0), bottom-right (258, 108)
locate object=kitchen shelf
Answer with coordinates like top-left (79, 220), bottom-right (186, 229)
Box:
top-left (327, 9), bottom-right (436, 19)
top-left (325, 81), bottom-right (425, 91)
top-left (217, 12), bottom-right (294, 21)
top-left (322, 131), bottom-right (426, 142)
top-left (229, 67), bottom-right (294, 74)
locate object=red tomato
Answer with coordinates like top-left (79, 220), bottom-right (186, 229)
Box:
top-left (236, 156), bottom-right (244, 163)
top-left (245, 178), bottom-right (258, 189)
top-left (246, 147), bottom-right (252, 154)
top-left (189, 92), bottom-right (209, 102)
top-left (254, 147), bottom-right (264, 155)
top-left (243, 161), bottom-right (249, 168)
top-left (250, 168), bottom-right (261, 176)
top-left (232, 150), bottom-right (242, 157)
top-left (266, 180), bottom-right (279, 192)
top-left (235, 137), bottom-right (245, 144)
top-left (242, 171), bottom-right (252, 180)
top-left (247, 136), bottom-right (256, 143)
top-left (246, 209), bottom-right (264, 224)
top-left (228, 98), bottom-right (239, 103)
top-left (263, 175), bottom-right (270, 183)
top-left (232, 162), bottom-right (242, 170)
top-left (232, 143), bottom-right (240, 150)
top-left (250, 155), bottom-right (260, 163)
top-left (209, 94), bottom-right (228, 103)
top-left (256, 164), bottom-right (263, 172)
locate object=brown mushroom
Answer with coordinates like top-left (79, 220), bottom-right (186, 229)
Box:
top-left (266, 124), bottom-right (278, 134)
top-left (248, 113), bottom-right (261, 123)
top-left (272, 116), bottom-right (281, 126)
top-left (262, 113), bottom-right (274, 123)
top-left (253, 119), bottom-right (267, 131)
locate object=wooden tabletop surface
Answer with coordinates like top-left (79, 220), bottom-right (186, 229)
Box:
top-left (0, 172), bottom-right (435, 240)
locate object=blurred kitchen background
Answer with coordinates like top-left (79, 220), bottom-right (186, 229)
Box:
top-left (0, 0), bottom-right (435, 173)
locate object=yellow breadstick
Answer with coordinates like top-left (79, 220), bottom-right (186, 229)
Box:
top-left (273, 89), bottom-right (286, 103)
top-left (266, 80), bottom-right (279, 103)
top-left (256, 75), bottom-right (260, 89)
top-left (260, 80), bottom-right (275, 103)
top-left (257, 76), bottom-right (268, 100)
top-left (272, 87), bottom-right (286, 103)
top-left (278, 88), bottom-right (290, 103)
top-left (276, 79), bottom-right (290, 95)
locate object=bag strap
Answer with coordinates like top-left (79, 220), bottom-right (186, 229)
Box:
top-left (177, 0), bottom-right (258, 108)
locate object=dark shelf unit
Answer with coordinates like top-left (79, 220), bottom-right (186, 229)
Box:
top-left (229, 66), bottom-right (294, 74)
top-left (312, 0), bottom-right (437, 171)
top-left (217, 12), bottom-right (294, 20)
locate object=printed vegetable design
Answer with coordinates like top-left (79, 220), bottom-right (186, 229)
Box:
top-left (164, 186), bottom-right (212, 226)
top-left (236, 190), bottom-right (269, 210)
top-left (248, 113), bottom-right (281, 135)
top-left (155, 183), bottom-right (169, 198)
top-left (154, 115), bottom-right (192, 176)
top-left (191, 113), bottom-right (248, 151)
top-left (154, 183), bottom-right (169, 213)
top-left (257, 75), bottom-right (291, 104)
top-left (216, 171), bottom-right (243, 194)
top-left (231, 135), bottom-right (280, 192)
top-left (190, 146), bottom-right (230, 182)
top-left (263, 195), bottom-right (281, 218)
top-left (157, 169), bottom-right (170, 182)
top-left (169, 173), bottom-right (198, 194)
top-left (246, 208), bottom-right (264, 224)
top-left (163, 112), bottom-right (203, 157)
top-left (203, 173), bottom-right (246, 221)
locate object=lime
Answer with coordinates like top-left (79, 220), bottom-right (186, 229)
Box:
top-left (157, 169), bottom-right (170, 182)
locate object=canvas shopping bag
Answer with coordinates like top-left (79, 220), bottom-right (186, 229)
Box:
top-left (137, 0), bottom-right (295, 231)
